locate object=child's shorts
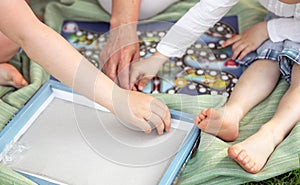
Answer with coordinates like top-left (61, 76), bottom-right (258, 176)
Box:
top-left (236, 40), bottom-right (300, 84)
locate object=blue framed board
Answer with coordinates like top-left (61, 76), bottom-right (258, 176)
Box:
top-left (0, 80), bottom-right (199, 185)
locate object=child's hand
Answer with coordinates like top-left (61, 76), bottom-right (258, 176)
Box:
top-left (112, 87), bottom-right (171, 135)
top-left (130, 52), bottom-right (168, 91)
top-left (222, 22), bottom-right (269, 60)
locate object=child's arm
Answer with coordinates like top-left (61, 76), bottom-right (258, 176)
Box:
top-left (156, 0), bottom-right (240, 58)
top-left (0, 0), bottom-right (170, 134)
top-left (130, 0), bottom-right (240, 89)
top-left (130, 52), bottom-right (168, 91)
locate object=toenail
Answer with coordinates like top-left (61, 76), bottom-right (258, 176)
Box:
top-left (233, 148), bottom-right (239, 155)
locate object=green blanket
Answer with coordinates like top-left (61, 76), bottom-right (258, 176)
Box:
top-left (1, 0), bottom-right (299, 184)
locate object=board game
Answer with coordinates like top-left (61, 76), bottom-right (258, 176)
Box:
top-left (61, 16), bottom-right (241, 97)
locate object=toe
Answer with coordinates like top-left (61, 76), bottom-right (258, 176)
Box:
top-left (237, 150), bottom-right (247, 162)
top-left (241, 155), bottom-right (251, 165)
top-left (21, 79), bottom-right (28, 86)
top-left (228, 145), bottom-right (241, 159)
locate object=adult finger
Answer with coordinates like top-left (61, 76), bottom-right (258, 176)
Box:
top-left (132, 44), bottom-right (141, 63)
top-left (118, 51), bottom-right (132, 89)
top-left (103, 54), bottom-right (119, 83)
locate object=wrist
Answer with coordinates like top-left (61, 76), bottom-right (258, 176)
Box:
top-left (101, 84), bottom-right (123, 114)
top-left (153, 51), bottom-right (169, 65)
top-left (93, 72), bottom-right (124, 114)
top-left (109, 86), bottom-right (130, 115)
top-left (110, 18), bottom-right (138, 30)
top-left (110, 15), bottom-right (138, 28)
top-left (260, 21), bottom-right (269, 40)
top-left (110, 0), bottom-right (140, 28)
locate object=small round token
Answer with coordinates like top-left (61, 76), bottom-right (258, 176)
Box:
top-left (199, 87), bottom-right (207, 93)
top-left (209, 70), bottom-right (217, 76)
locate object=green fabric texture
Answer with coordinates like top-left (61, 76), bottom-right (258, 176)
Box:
top-left (0, 54), bottom-right (49, 130)
top-left (0, 163), bottom-right (37, 185)
top-left (1, 0), bottom-right (299, 184)
top-left (169, 80), bottom-right (300, 185)
top-left (0, 46), bottom-right (49, 185)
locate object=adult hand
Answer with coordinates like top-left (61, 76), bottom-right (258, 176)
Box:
top-left (112, 86), bottom-right (171, 135)
top-left (130, 52), bottom-right (168, 91)
top-left (222, 21), bottom-right (269, 60)
top-left (100, 23), bottom-right (140, 89)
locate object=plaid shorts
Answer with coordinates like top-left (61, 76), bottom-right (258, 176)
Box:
top-left (236, 40), bottom-right (300, 84)
top-left (236, 13), bottom-right (300, 84)
top-left (237, 12), bottom-right (300, 83)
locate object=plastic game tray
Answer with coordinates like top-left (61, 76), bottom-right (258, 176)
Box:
top-left (0, 80), bottom-right (199, 185)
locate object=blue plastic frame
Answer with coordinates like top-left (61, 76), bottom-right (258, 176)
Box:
top-left (0, 80), bottom-right (200, 185)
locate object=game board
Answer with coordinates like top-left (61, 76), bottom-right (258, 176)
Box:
top-left (61, 16), bottom-right (241, 97)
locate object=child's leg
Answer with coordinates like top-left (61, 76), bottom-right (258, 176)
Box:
top-left (194, 59), bottom-right (281, 141)
top-left (0, 31), bottom-right (28, 88)
top-left (228, 63), bottom-right (300, 173)
top-left (0, 31), bottom-right (19, 63)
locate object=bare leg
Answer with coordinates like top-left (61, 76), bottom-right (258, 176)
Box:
top-left (194, 60), bottom-right (281, 141)
top-left (0, 31), bottom-right (19, 63)
top-left (0, 31), bottom-right (28, 88)
top-left (228, 63), bottom-right (300, 173)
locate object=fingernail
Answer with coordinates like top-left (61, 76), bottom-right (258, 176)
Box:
top-left (144, 128), bottom-right (151, 133)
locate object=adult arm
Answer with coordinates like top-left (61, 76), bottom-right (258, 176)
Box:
top-left (100, 0), bottom-right (141, 89)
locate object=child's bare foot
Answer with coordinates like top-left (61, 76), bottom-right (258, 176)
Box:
top-left (194, 106), bottom-right (242, 141)
top-left (228, 126), bottom-right (277, 173)
top-left (0, 63), bottom-right (28, 88)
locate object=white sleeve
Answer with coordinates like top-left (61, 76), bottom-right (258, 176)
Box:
top-left (267, 18), bottom-right (300, 43)
top-left (156, 0), bottom-right (240, 57)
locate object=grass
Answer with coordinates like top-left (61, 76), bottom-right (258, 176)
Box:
top-left (245, 168), bottom-right (300, 185)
